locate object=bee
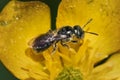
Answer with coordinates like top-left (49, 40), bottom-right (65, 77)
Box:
top-left (29, 19), bottom-right (98, 53)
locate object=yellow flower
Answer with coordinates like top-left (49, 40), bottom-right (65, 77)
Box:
top-left (0, 0), bottom-right (120, 80)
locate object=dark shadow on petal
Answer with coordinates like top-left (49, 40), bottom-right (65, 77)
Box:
top-left (94, 49), bottom-right (120, 67)
top-left (25, 48), bottom-right (45, 63)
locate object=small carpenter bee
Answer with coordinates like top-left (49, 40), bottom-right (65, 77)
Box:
top-left (29, 19), bottom-right (98, 53)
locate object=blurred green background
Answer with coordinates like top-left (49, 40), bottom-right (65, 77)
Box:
top-left (0, 0), bottom-right (61, 80)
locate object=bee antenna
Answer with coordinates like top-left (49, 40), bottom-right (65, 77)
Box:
top-left (82, 18), bottom-right (93, 29)
top-left (85, 31), bottom-right (98, 36)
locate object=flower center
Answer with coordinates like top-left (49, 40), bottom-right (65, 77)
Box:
top-left (55, 67), bottom-right (83, 80)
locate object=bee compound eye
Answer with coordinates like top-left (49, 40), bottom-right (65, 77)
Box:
top-left (73, 25), bottom-right (84, 38)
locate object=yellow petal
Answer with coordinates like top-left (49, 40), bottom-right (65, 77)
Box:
top-left (57, 0), bottom-right (120, 63)
top-left (57, 0), bottom-right (120, 55)
top-left (57, 0), bottom-right (120, 79)
top-left (87, 52), bottom-right (120, 80)
top-left (0, 1), bottom-right (50, 79)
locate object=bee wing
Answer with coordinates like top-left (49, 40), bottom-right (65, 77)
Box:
top-left (28, 37), bottom-right (36, 48)
top-left (28, 34), bottom-right (44, 48)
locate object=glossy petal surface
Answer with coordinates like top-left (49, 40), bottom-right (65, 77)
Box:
top-left (0, 1), bottom-right (50, 79)
top-left (57, 0), bottom-right (120, 79)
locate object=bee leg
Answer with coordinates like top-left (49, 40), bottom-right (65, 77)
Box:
top-left (51, 41), bottom-right (58, 54)
top-left (60, 40), bottom-right (69, 49)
